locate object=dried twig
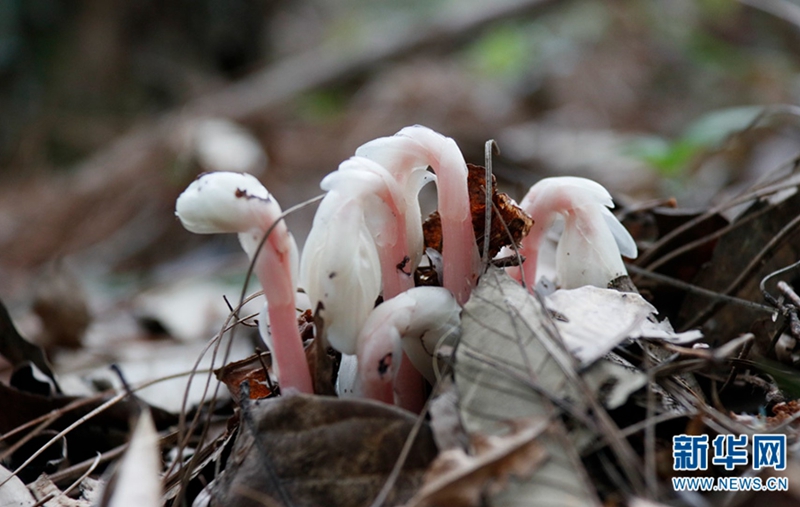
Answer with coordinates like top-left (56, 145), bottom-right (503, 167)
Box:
top-left (626, 264), bottom-right (774, 314)
top-left (682, 213), bottom-right (800, 330)
top-left (0, 370), bottom-right (206, 489)
top-left (636, 165), bottom-right (800, 268)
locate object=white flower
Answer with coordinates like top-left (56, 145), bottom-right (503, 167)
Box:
top-left (175, 171), bottom-right (312, 393)
top-left (357, 125), bottom-right (480, 304)
top-left (512, 176), bottom-right (637, 290)
top-left (355, 286), bottom-right (460, 407)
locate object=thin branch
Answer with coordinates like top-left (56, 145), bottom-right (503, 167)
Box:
top-left (683, 213), bottom-right (800, 330)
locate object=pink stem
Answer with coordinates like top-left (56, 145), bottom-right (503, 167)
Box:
top-left (254, 230), bottom-right (314, 394)
top-left (373, 208), bottom-right (414, 301)
top-left (373, 240), bottom-right (425, 411)
top-left (510, 223), bottom-right (546, 294)
top-left (265, 300), bottom-right (314, 394)
top-left (393, 352), bottom-right (426, 412)
top-left (429, 137), bottom-right (479, 305)
top-left (360, 359), bottom-right (394, 404)
top-left (365, 173), bottom-right (427, 411)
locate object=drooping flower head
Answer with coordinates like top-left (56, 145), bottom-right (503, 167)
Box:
top-left (176, 172), bottom-right (313, 393)
top-left (510, 176), bottom-right (637, 290)
top-left (357, 125), bottom-right (480, 304)
top-left (351, 286), bottom-right (460, 410)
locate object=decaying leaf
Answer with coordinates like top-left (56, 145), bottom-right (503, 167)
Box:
top-left (0, 464), bottom-right (36, 507)
top-left (211, 394), bottom-right (438, 507)
top-left (100, 408), bottom-right (161, 507)
top-left (455, 267), bottom-right (601, 506)
top-left (0, 298), bottom-right (60, 390)
top-left (29, 474), bottom-right (95, 507)
top-left (424, 164), bottom-right (532, 259)
top-left (32, 263), bottom-right (91, 350)
top-left (678, 185), bottom-right (800, 347)
top-left (545, 286), bottom-right (702, 366)
top-left (582, 353), bottom-right (647, 410)
top-left (406, 418), bottom-right (549, 507)
top-left (428, 379), bottom-right (468, 452)
top-left (216, 352), bottom-right (277, 400)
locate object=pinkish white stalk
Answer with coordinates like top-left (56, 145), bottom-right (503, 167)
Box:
top-left (357, 125), bottom-right (480, 305)
top-left (341, 158), bottom-right (438, 410)
top-left (304, 155), bottom-right (440, 408)
top-left (338, 156), bottom-right (434, 413)
top-left (509, 176), bottom-right (637, 290)
top-left (176, 172), bottom-right (313, 394)
top-left (356, 138), bottom-right (436, 273)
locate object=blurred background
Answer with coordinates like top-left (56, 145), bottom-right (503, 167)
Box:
top-left (1, 0), bottom-right (800, 390)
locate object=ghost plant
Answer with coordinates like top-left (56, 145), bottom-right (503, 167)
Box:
top-left (313, 125), bottom-right (479, 410)
top-left (300, 156), bottom-right (428, 356)
top-left (175, 171), bottom-right (313, 394)
top-left (353, 286), bottom-right (461, 411)
top-left (356, 125), bottom-right (481, 305)
top-left (509, 176), bottom-right (638, 290)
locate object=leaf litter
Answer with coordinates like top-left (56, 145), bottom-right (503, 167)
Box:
top-left (6, 133), bottom-right (800, 507)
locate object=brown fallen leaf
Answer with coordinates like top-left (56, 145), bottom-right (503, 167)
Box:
top-left (424, 163), bottom-right (532, 260)
top-left (216, 352), bottom-right (277, 401)
top-left (406, 419), bottom-right (550, 507)
top-left (32, 262), bottom-right (92, 350)
top-left (0, 298), bottom-right (60, 389)
top-left (210, 394), bottom-right (438, 507)
top-left (677, 187), bottom-right (800, 346)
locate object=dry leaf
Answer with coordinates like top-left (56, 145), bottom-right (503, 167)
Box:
top-left (211, 394), bottom-right (437, 507)
top-left (32, 263), bottom-right (91, 350)
top-left (29, 474), bottom-right (92, 507)
top-left (407, 419), bottom-right (549, 507)
top-left (0, 298), bottom-right (60, 389)
top-left (678, 187), bottom-right (800, 347)
top-left (582, 353), bottom-right (647, 410)
top-left (424, 164), bottom-right (532, 259)
top-left (101, 409), bottom-right (161, 507)
top-left (428, 379), bottom-right (468, 452)
top-left (455, 267), bottom-right (601, 507)
top-left (545, 286), bottom-right (702, 366)
top-left (216, 352), bottom-right (277, 400)
top-left (0, 464), bottom-right (36, 507)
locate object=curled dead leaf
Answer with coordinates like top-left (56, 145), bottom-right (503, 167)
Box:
top-left (424, 164), bottom-right (532, 259)
top-left (406, 419), bottom-right (550, 507)
top-left (216, 352), bottom-right (277, 400)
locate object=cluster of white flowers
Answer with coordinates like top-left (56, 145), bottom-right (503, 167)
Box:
top-left (174, 125), bottom-right (636, 410)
